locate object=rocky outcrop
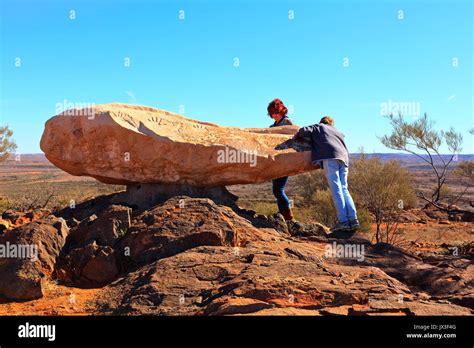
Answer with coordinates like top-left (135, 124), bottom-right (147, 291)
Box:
top-left (39, 103), bottom-right (314, 186)
top-left (117, 197), bottom-right (246, 264)
top-left (56, 205), bottom-right (131, 287)
top-left (56, 197), bottom-right (263, 288)
top-left (0, 216), bottom-right (69, 300)
top-left (90, 197), bottom-right (472, 316)
top-left (1, 193), bottom-right (472, 316)
top-left (66, 205), bottom-right (131, 247)
top-left (59, 241), bottom-right (119, 288)
top-left (94, 243), bottom-right (471, 316)
top-left (1, 209), bottom-right (50, 229)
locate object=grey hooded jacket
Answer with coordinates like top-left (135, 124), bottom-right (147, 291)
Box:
top-left (295, 123), bottom-right (349, 167)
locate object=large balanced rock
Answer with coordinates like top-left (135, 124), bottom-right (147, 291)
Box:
top-left (40, 103), bottom-right (314, 186)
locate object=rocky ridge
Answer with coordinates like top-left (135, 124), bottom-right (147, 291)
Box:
top-left (0, 190), bottom-right (472, 316)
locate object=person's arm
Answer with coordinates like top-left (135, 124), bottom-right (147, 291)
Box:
top-left (293, 124), bottom-right (318, 141)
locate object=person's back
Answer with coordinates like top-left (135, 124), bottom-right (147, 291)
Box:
top-left (296, 122), bottom-right (349, 168)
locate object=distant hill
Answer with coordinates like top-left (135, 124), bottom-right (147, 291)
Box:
top-left (350, 153), bottom-right (474, 168)
top-left (7, 152), bottom-right (474, 164)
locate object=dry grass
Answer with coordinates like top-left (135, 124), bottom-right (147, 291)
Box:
top-left (0, 155), bottom-right (124, 212)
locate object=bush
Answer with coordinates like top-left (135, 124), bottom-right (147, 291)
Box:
top-left (293, 170), bottom-right (328, 202)
top-left (0, 196), bottom-right (9, 214)
top-left (349, 154), bottom-right (417, 243)
top-left (240, 200), bottom-right (276, 217)
top-left (307, 189), bottom-right (337, 226)
top-left (2, 182), bottom-right (125, 212)
top-left (354, 208), bottom-right (372, 233)
top-left (294, 189), bottom-right (371, 231)
top-left (0, 126), bottom-right (17, 162)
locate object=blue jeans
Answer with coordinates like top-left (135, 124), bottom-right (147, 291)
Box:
top-left (272, 176), bottom-right (290, 213)
top-left (323, 159), bottom-right (357, 225)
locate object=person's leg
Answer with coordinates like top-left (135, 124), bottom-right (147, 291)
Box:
top-left (339, 164), bottom-right (358, 224)
top-left (323, 159), bottom-right (349, 226)
top-left (272, 176), bottom-right (291, 219)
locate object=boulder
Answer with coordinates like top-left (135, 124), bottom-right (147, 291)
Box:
top-left (58, 241), bottom-right (119, 288)
top-left (39, 103), bottom-right (314, 186)
top-left (67, 205), bottom-right (131, 247)
top-left (117, 197), bottom-right (249, 264)
top-left (56, 196), bottom-right (263, 287)
top-left (0, 216), bottom-right (69, 300)
top-left (57, 205), bottom-right (131, 287)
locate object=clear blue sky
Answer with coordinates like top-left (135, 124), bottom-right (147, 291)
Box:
top-left (1, 0), bottom-right (472, 154)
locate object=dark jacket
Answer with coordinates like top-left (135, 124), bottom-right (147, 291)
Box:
top-left (295, 123), bottom-right (349, 166)
top-left (270, 116), bottom-right (293, 128)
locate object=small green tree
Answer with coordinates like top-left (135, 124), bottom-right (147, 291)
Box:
top-left (381, 114), bottom-right (462, 207)
top-left (350, 154), bottom-right (417, 244)
top-left (0, 126), bottom-right (17, 162)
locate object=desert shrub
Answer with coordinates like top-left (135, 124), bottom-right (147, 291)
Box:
top-left (0, 196), bottom-right (9, 214)
top-left (241, 200), bottom-right (276, 217)
top-left (453, 161), bottom-right (474, 184)
top-left (295, 189), bottom-right (371, 230)
top-left (293, 170), bottom-right (328, 202)
top-left (451, 160), bottom-right (474, 207)
top-left (349, 154), bottom-right (417, 243)
top-left (436, 185), bottom-right (452, 202)
top-left (307, 189), bottom-right (337, 226)
top-left (354, 208), bottom-right (372, 233)
top-left (0, 126), bottom-right (17, 162)
top-left (38, 173), bottom-right (56, 180)
top-left (242, 197), bottom-right (329, 224)
top-left (381, 114), bottom-right (462, 205)
top-left (3, 182), bottom-right (125, 212)
top-left (5, 187), bottom-right (56, 211)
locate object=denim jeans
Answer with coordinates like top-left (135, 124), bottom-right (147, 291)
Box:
top-left (272, 176), bottom-right (290, 213)
top-left (323, 159), bottom-right (357, 225)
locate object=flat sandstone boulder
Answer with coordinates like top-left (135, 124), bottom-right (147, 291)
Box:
top-left (40, 103), bottom-right (314, 186)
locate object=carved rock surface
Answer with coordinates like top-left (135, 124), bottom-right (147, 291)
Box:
top-left (40, 103), bottom-right (314, 186)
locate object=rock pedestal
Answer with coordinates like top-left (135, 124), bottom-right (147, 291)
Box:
top-left (111, 183), bottom-right (239, 211)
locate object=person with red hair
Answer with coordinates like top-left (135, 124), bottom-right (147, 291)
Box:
top-left (267, 98), bottom-right (302, 232)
